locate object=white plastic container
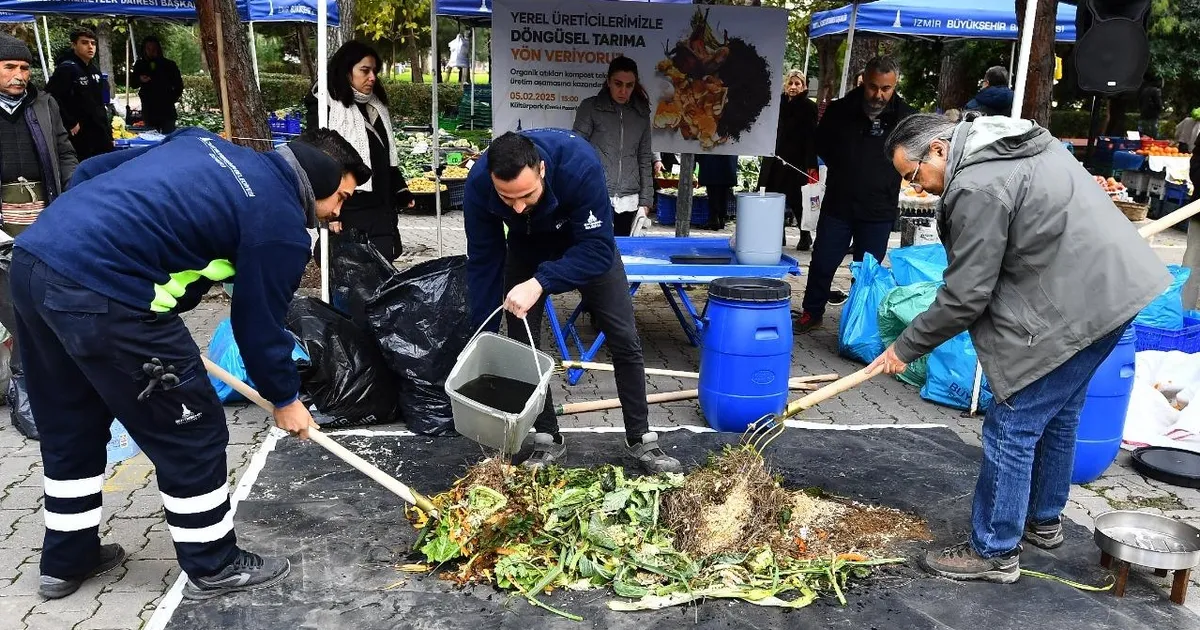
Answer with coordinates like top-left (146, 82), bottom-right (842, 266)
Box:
top-left (733, 191), bottom-right (786, 265)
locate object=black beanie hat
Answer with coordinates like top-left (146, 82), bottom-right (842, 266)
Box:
top-left (0, 34), bottom-right (32, 64)
top-left (286, 138), bottom-right (343, 200)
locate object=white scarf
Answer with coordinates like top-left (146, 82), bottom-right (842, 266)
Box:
top-left (322, 87), bottom-right (398, 192)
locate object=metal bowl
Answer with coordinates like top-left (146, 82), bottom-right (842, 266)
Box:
top-left (1094, 510), bottom-right (1200, 570)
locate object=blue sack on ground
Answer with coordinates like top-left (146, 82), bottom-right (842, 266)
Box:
top-left (838, 253), bottom-right (897, 364)
top-left (889, 244), bottom-right (947, 286)
top-left (207, 318), bottom-right (310, 403)
top-left (1134, 265), bottom-right (1191, 330)
top-left (921, 331), bottom-right (994, 411)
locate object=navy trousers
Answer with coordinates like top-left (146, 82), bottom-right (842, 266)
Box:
top-left (801, 214), bottom-right (894, 319)
top-left (11, 250), bottom-right (237, 580)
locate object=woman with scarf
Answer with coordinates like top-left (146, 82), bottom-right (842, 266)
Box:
top-left (758, 70), bottom-right (819, 250)
top-left (305, 41), bottom-right (412, 260)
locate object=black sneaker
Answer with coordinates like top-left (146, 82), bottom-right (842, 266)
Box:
top-left (920, 541), bottom-right (1020, 584)
top-left (39, 543), bottom-right (127, 599)
top-left (182, 549), bottom-right (291, 601)
top-left (1022, 518), bottom-right (1065, 550)
top-left (827, 290), bottom-right (848, 306)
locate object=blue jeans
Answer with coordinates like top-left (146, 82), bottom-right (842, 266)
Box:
top-left (801, 213), bottom-right (894, 318)
top-left (971, 321), bottom-right (1130, 557)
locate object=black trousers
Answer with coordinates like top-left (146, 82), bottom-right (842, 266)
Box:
top-left (801, 213), bottom-right (894, 319)
top-left (503, 252), bottom-right (649, 440)
top-left (11, 251), bottom-right (237, 580)
top-left (613, 211), bottom-right (636, 237)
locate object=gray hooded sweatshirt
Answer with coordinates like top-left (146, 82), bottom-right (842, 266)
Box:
top-left (893, 117), bottom-right (1171, 401)
top-left (572, 88), bottom-right (653, 208)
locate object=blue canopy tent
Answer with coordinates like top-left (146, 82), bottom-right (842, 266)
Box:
top-left (809, 0), bottom-right (1077, 99)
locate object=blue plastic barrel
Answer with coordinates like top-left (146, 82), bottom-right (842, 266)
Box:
top-left (699, 278), bottom-right (793, 432)
top-left (1071, 326), bottom-right (1138, 484)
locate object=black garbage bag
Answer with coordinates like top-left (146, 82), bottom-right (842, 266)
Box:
top-left (285, 296), bottom-right (401, 428)
top-left (8, 373), bottom-right (37, 439)
top-left (367, 255), bottom-right (472, 436)
top-left (329, 228), bottom-right (398, 330)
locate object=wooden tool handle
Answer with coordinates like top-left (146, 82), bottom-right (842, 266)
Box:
top-left (201, 356), bottom-right (439, 517)
top-left (563, 361), bottom-right (840, 387)
top-left (557, 389), bottom-right (700, 415)
top-left (1139, 199), bottom-right (1200, 239)
top-left (780, 366), bottom-right (881, 420)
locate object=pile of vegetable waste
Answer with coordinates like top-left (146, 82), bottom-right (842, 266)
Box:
top-left (406, 446), bottom-right (929, 620)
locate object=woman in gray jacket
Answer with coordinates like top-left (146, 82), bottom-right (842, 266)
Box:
top-left (572, 57), bottom-right (653, 236)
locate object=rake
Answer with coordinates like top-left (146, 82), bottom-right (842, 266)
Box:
top-left (743, 366), bottom-right (884, 452)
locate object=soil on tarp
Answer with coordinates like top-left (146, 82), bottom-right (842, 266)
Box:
top-left (300, 259), bottom-right (321, 289)
top-left (661, 446), bottom-right (931, 560)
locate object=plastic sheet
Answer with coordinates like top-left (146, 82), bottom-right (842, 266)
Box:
top-left (837, 253), bottom-right (896, 364)
top-left (367, 256), bottom-right (472, 436)
top-left (889, 244), bottom-right (947, 286)
top-left (329, 228), bottom-right (399, 329)
top-left (1135, 265), bottom-right (1191, 331)
top-left (286, 297), bottom-right (401, 428)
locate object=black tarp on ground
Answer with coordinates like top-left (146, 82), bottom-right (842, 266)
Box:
top-left (166, 427), bottom-right (1200, 629)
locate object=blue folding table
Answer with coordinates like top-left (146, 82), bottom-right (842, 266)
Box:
top-left (545, 237), bottom-right (802, 385)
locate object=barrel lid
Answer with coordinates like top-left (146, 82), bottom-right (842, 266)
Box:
top-left (708, 277), bottom-right (791, 302)
top-left (1131, 447), bottom-right (1200, 489)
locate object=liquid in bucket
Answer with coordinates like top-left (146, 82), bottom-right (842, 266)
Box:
top-left (455, 375), bottom-right (537, 415)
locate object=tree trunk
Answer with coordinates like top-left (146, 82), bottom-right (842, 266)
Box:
top-left (937, 41), bottom-right (973, 111)
top-left (847, 35), bottom-right (878, 87)
top-left (96, 22), bottom-right (115, 106)
top-left (195, 0), bottom-right (271, 151)
top-left (337, 0), bottom-right (355, 47)
top-left (815, 37), bottom-right (839, 105)
top-left (408, 33), bottom-right (424, 83)
top-left (296, 25), bottom-right (316, 81)
top-left (1015, 0), bottom-right (1057, 126)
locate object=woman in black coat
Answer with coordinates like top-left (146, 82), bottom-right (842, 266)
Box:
top-left (304, 41), bottom-right (413, 260)
top-left (758, 70), bottom-right (819, 250)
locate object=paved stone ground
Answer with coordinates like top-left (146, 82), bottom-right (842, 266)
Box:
top-left (0, 210), bottom-right (1194, 628)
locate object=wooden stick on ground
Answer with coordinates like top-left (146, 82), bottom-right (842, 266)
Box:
top-left (559, 361), bottom-right (839, 388)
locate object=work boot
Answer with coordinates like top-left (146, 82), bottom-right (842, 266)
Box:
top-left (522, 433), bottom-right (566, 470)
top-left (182, 549), bottom-right (291, 601)
top-left (1022, 517), bottom-right (1065, 550)
top-left (793, 311), bottom-right (822, 334)
top-left (39, 543), bottom-right (127, 599)
top-left (919, 541), bottom-right (1020, 584)
top-left (627, 432), bottom-right (682, 474)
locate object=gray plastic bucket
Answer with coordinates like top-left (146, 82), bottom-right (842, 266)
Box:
top-left (445, 307), bottom-right (555, 455)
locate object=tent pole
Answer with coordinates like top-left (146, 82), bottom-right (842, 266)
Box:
top-left (432, 8), bottom-right (442, 257)
top-left (1011, 0), bottom-right (1039, 119)
top-left (125, 20), bottom-right (132, 121)
top-left (32, 17), bottom-right (48, 83)
top-left (469, 27), bottom-right (475, 130)
top-left (838, 2), bottom-right (859, 97)
top-left (1008, 41), bottom-right (1016, 86)
top-left (41, 16), bottom-right (52, 70)
top-left (802, 38), bottom-right (811, 77)
top-left (248, 22), bottom-right (260, 87)
top-left (318, 0), bottom-right (330, 303)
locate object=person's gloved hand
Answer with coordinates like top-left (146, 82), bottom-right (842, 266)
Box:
top-left (274, 399), bottom-right (316, 440)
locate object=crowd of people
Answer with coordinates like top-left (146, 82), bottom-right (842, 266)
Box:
top-left (0, 24), bottom-right (1184, 612)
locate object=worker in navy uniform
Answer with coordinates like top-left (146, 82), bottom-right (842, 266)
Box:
top-left (12, 127), bottom-right (369, 601)
top-left (46, 28), bottom-right (112, 160)
top-left (463, 129), bottom-right (681, 474)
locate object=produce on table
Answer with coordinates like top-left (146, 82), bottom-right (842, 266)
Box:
top-left (427, 166), bottom-right (472, 180)
top-left (111, 117), bottom-right (136, 140)
top-left (1094, 175), bottom-right (1126, 194)
top-left (406, 445), bottom-right (927, 619)
top-left (408, 178), bottom-right (448, 194)
top-left (1136, 145), bottom-right (1191, 158)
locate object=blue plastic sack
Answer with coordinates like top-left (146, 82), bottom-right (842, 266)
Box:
top-left (889, 244), bottom-right (947, 286)
top-left (1134, 265), bottom-right (1191, 331)
top-left (838, 253), bottom-right (897, 364)
top-left (207, 318), bottom-right (310, 403)
top-left (921, 331), bottom-right (994, 411)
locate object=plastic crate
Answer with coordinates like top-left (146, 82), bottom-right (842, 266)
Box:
top-left (1134, 313), bottom-right (1200, 353)
top-left (1165, 181), bottom-right (1190, 204)
top-left (654, 194), bottom-right (710, 226)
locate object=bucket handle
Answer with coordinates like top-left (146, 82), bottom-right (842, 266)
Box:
top-left (470, 305), bottom-right (541, 378)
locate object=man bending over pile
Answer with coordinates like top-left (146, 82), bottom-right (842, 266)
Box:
top-left (13, 127), bottom-right (368, 601)
top-left (463, 129), bottom-right (681, 474)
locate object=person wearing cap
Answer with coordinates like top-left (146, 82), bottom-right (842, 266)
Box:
top-left (132, 36), bottom-right (183, 133)
top-left (46, 27), bottom-right (112, 160)
top-left (0, 32), bottom-right (77, 441)
top-left (11, 126), bottom-right (369, 601)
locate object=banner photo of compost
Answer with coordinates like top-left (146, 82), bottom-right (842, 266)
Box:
top-left (492, 0), bottom-right (787, 157)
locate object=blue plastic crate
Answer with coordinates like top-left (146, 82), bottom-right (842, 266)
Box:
top-left (653, 193), bottom-right (709, 226)
top-left (1134, 313), bottom-right (1200, 353)
top-left (1165, 181), bottom-right (1190, 204)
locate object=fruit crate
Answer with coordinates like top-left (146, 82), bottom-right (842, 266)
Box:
top-left (1135, 313), bottom-right (1200, 353)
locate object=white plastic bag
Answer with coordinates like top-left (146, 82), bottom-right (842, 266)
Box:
top-left (799, 165), bottom-right (826, 233)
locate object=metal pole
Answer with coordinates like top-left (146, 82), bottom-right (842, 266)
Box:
top-left (432, 7), bottom-right (443, 256)
top-left (41, 16), bottom-right (52, 71)
top-left (838, 2), bottom-right (859, 97)
top-left (802, 38), bottom-right (811, 77)
top-left (318, 0), bottom-right (330, 303)
top-left (1011, 0), bottom-right (1039, 119)
top-left (469, 27), bottom-right (476, 130)
top-left (248, 22), bottom-right (261, 87)
top-left (1008, 41), bottom-right (1016, 85)
top-left (125, 21), bottom-right (132, 120)
top-left (32, 17), bottom-right (47, 83)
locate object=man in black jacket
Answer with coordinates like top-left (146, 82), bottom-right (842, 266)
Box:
top-left (133, 36), bottom-right (183, 133)
top-left (46, 28), bottom-right (112, 161)
top-left (796, 56), bottom-right (915, 333)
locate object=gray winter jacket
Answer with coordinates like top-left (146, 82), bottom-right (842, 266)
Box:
top-left (572, 89), bottom-right (653, 207)
top-left (893, 118), bottom-right (1171, 401)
